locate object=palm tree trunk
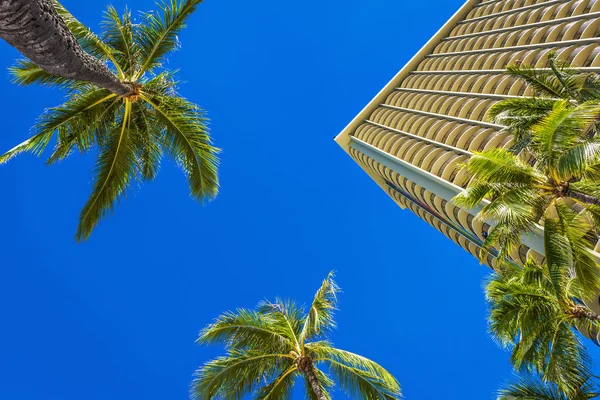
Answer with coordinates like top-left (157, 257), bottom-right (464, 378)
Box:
top-left (304, 366), bottom-right (327, 400)
top-left (571, 305), bottom-right (600, 322)
top-left (0, 0), bottom-right (133, 96)
top-left (297, 357), bottom-right (326, 400)
top-left (565, 188), bottom-right (600, 206)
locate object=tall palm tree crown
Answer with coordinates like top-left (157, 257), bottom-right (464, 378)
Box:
top-left (487, 258), bottom-right (600, 396)
top-left (454, 99), bottom-right (600, 297)
top-left (0, 0), bottom-right (219, 241)
top-left (193, 273), bottom-right (402, 400)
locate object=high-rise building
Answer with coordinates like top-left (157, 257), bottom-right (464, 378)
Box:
top-left (335, 0), bottom-right (600, 338)
top-left (335, 0), bottom-right (600, 267)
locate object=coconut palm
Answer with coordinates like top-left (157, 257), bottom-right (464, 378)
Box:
top-left (0, 0), bottom-right (135, 95)
top-left (487, 258), bottom-right (600, 395)
top-left (192, 273), bottom-right (402, 400)
top-left (498, 374), bottom-right (600, 400)
top-left (0, 0), bottom-right (219, 241)
top-left (453, 100), bottom-right (600, 297)
top-left (487, 54), bottom-right (600, 152)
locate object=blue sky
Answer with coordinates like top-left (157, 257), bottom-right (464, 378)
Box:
top-left (1, 0), bottom-right (599, 399)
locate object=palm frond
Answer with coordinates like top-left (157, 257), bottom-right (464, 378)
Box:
top-left (258, 299), bottom-right (304, 352)
top-left (300, 271), bottom-right (340, 343)
top-left (135, 0), bottom-right (203, 77)
top-left (488, 97), bottom-right (557, 145)
top-left (128, 103), bottom-right (163, 180)
top-left (547, 55), bottom-right (583, 101)
top-left (46, 97), bottom-right (122, 165)
top-left (486, 275), bottom-right (557, 353)
top-left (579, 73), bottom-right (600, 102)
top-left (475, 187), bottom-right (544, 262)
top-left (9, 59), bottom-right (83, 89)
top-left (101, 6), bottom-right (136, 75)
top-left (481, 220), bottom-right (529, 264)
top-left (75, 101), bottom-right (138, 242)
top-left (197, 309), bottom-right (293, 352)
top-left (140, 92), bottom-right (219, 201)
top-left (557, 140), bottom-right (600, 180)
top-left (506, 63), bottom-right (569, 99)
top-left (452, 182), bottom-right (497, 209)
top-left (488, 97), bottom-right (557, 124)
top-left (543, 208), bottom-right (574, 297)
top-left (254, 366), bottom-right (297, 400)
top-left (531, 101), bottom-right (600, 175)
top-left (543, 326), bottom-right (591, 396)
top-left (325, 360), bottom-right (401, 400)
top-left (498, 374), bottom-right (600, 400)
top-left (309, 343), bottom-right (401, 400)
top-left (0, 132), bottom-right (55, 165)
top-left (0, 89), bottom-right (117, 164)
top-left (553, 201), bottom-right (600, 298)
top-left (191, 350), bottom-right (293, 400)
top-left (462, 148), bottom-right (544, 186)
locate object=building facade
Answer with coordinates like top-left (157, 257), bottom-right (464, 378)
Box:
top-left (335, 0), bottom-right (600, 330)
top-left (336, 0), bottom-right (600, 264)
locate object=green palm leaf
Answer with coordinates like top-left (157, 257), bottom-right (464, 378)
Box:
top-left (505, 62), bottom-right (569, 100)
top-left (141, 92), bottom-right (219, 200)
top-left (325, 360), bottom-right (400, 400)
top-left (461, 148), bottom-right (544, 186)
top-left (46, 96), bottom-right (122, 165)
top-left (101, 6), bottom-right (137, 76)
top-left (9, 59), bottom-right (84, 89)
top-left (308, 343), bottom-right (400, 396)
top-left (300, 272), bottom-right (340, 343)
top-left (135, 0), bottom-right (203, 78)
top-left (531, 101), bottom-right (600, 175)
top-left (197, 309), bottom-right (294, 351)
top-left (254, 366), bottom-right (298, 400)
top-left (0, 89), bottom-right (117, 164)
top-left (488, 97), bottom-right (557, 147)
top-left (75, 101), bottom-right (138, 242)
top-left (128, 103), bottom-right (163, 180)
top-left (543, 324), bottom-right (591, 395)
top-left (258, 299), bottom-right (304, 353)
top-left (192, 351), bottom-right (293, 400)
top-left (552, 202), bottom-right (600, 298)
top-left (498, 374), bottom-right (600, 400)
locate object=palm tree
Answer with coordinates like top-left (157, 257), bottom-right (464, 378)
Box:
top-left (0, 0), bottom-right (134, 95)
top-left (488, 54), bottom-right (600, 152)
top-left (0, 0), bottom-right (219, 241)
top-left (453, 100), bottom-right (600, 297)
top-left (487, 258), bottom-right (600, 396)
top-left (192, 273), bottom-right (402, 400)
top-left (498, 374), bottom-right (600, 400)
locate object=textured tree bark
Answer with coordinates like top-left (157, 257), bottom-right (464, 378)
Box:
top-left (0, 0), bottom-right (133, 95)
top-left (571, 305), bottom-right (600, 322)
top-left (566, 188), bottom-right (600, 206)
top-left (297, 357), bottom-right (326, 400)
